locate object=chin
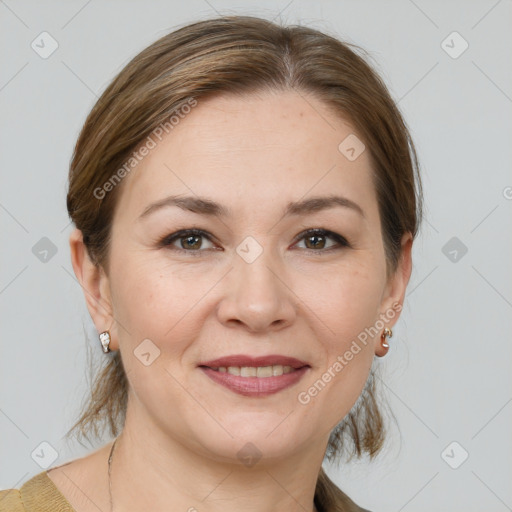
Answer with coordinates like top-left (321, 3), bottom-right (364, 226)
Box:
top-left (200, 432), bottom-right (306, 467)
top-left (178, 411), bottom-right (306, 458)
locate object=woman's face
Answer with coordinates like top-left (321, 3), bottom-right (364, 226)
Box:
top-left (77, 90), bottom-right (411, 463)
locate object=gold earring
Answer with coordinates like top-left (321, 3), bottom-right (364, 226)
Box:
top-left (381, 327), bottom-right (392, 349)
top-left (376, 327), bottom-right (393, 357)
top-left (99, 331), bottom-right (111, 353)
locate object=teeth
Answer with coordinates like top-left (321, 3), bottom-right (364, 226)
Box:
top-left (241, 367), bottom-right (257, 377)
top-left (257, 366), bottom-right (273, 377)
top-left (273, 365), bottom-right (284, 376)
top-left (212, 365), bottom-right (297, 377)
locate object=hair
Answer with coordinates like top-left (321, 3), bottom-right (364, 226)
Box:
top-left (65, 14), bottom-right (422, 512)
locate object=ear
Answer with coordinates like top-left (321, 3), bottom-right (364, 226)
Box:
top-left (375, 232), bottom-right (413, 352)
top-left (69, 228), bottom-right (119, 351)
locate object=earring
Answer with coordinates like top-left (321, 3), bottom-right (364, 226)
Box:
top-left (377, 327), bottom-right (392, 357)
top-left (99, 331), bottom-right (111, 353)
top-left (381, 327), bottom-right (392, 348)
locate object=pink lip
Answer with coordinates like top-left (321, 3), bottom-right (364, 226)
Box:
top-left (200, 366), bottom-right (310, 397)
top-left (198, 354), bottom-right (309, 369)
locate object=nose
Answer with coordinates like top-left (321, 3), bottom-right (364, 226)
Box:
top-left (216, 246), bottom-right (297, 333)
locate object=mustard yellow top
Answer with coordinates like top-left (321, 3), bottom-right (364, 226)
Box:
top-left (0, 471), bottom-right (75, 511)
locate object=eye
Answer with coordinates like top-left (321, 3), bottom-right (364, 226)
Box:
top-left (294, 228), bottom-right (350, 252)
top-left (159, 229), bottom-right (216, 254)
top-left (159, 228), bottom-right (350, 255)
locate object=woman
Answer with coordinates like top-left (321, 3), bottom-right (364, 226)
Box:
top-left (1, 14), bottom-right (422, 512)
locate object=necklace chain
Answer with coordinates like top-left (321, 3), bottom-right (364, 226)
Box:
top-left (107, 437), bottom-right (118, 512)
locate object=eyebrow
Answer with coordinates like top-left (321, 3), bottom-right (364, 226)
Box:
top-left (138, 194), bottom-right (365, 221)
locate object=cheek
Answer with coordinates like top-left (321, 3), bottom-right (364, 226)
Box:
top-left (317, 260), bottom-right (384, 339)
top-left (108, 248), bottom-right (166, 342)
top-left (109, 260), bottom-right (197, 409)
top-left (304, 260), bottom-right (383, 388)
top-left (110, 252), bottom-right (221, 359)
top-left (295, 266), bottom-right (381, 429)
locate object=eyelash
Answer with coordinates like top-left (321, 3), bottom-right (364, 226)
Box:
top-left (158, 228), bottom-right (350, 256)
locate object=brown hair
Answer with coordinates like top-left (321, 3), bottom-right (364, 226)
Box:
top-left (65, 15), bottom-right (422, 511)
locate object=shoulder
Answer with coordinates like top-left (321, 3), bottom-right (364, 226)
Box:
top-left (0, 470), bottom-right (76, 512)
top-left (0, 487), bottom-right (24, 511)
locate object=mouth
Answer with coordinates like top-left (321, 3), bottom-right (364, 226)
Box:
top-left (198, 354), bottom-right (310, 370)
top-left (199, 364), bottom-right (305, 377)
top-left (197, 354), bottom-right (311, 397)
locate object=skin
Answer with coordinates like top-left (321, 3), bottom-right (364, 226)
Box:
top-left (48, 89), bottom-right (412, 512)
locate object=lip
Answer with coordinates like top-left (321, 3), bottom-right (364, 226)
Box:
top-left (198, 354), bottom-right (310, 369)
top-left (200, 366), bottom-right (310, 397)
top-left (198, 354), bottom-right (311, 397)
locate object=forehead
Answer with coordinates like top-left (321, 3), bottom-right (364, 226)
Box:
top-left (114, 90), bottom-right (377, 223)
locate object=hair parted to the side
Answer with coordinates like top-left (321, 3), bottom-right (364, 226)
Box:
top-left (65, 14), bottom-right (422, 512)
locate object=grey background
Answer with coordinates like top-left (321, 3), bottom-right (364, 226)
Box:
top-left (1, 1), bottom-right (511, 511)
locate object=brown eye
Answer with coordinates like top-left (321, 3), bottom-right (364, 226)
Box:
top-left (304, 233), bottom-right (327, 250)
top-left (180, 234), bottom-right (202, 250)
top-left (295, 229), bottom-right (349, 252)
top-left (160, 229), bottom-right (215, 253)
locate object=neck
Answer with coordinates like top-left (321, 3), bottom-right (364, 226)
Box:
top-left (109, 402), bottom-right (326, 512)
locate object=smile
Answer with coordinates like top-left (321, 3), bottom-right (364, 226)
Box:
top-left (205, 365), bottom-right (297, 377)
top-left (199, 365), bottom-right (309, 397)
